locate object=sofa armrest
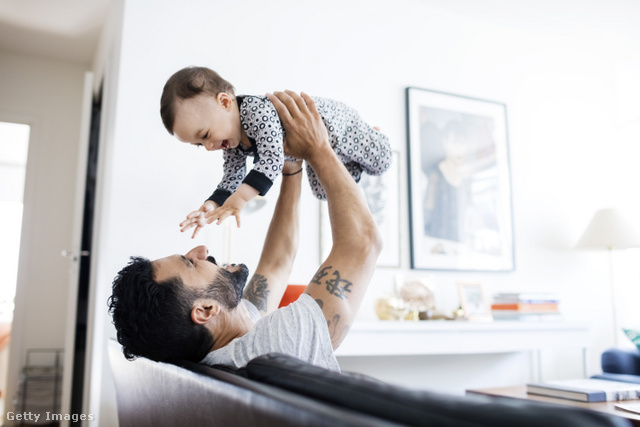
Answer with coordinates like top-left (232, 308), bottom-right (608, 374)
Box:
top-left (602, 348), bottom-right (640, 375)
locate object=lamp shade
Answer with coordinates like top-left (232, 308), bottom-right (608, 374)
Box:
top-left (576, 208), bottom-right (640, 250)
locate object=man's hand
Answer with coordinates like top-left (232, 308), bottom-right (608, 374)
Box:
top-left (180, 201), bottom-right (217, 239)
top-left (266, 91), bottom-right (331, 162)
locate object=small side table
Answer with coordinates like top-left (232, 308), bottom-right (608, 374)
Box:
top-left (467, 385), bottom-right (640, 426)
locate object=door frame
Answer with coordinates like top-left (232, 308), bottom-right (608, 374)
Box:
top-left (59, 71), bottom-right (95, 424)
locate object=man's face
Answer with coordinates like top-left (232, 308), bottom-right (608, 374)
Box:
top-left (153, 245), bottom-right (248, 307)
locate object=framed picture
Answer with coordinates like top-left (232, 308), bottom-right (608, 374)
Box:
top-left (406, 87), bottom-right (514, 271)
top-left (320, 151), bottom-right (401, 267)
top-left (457, 283), bottom-right (492, 321)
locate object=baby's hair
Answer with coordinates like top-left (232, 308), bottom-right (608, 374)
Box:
top-left (160, 66), bottom-right (235, 135)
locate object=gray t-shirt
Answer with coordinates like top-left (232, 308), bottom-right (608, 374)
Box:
top-left (200, 293), bottom-right (340, 371)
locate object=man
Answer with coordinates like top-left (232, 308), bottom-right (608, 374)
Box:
top-left (108, 91), bottom-right (382, 370)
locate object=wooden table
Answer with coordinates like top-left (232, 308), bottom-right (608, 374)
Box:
top-left (467, 385), bottom-right (640, 426)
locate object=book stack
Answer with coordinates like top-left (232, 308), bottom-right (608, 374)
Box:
top-left (491, 292), bottom-right (561, 321)
top-left (527, 378), bottom-right (640, 402)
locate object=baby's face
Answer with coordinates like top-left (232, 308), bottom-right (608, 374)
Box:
top-left (173, 93), bottom-right (241, 151)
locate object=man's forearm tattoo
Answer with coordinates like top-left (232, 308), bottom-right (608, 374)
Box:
top-left (311, 266), bottom-right (352, 300)
top-left (311, 266), bottom-right (331, 285)
top-left (244, 274), bottom-right (270, 313)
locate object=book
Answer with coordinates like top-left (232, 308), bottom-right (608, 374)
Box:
top-left (491, 312), bottom-right (563, 322)
top-left (492, 292), bottom-right (559, 304)
top-left (491, 302), bottom-right (559, 312)
top-left (526, 378), bottom-right (640, 402)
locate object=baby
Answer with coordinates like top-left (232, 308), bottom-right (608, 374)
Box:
top-left (160, 66), bottom-right (392, 237)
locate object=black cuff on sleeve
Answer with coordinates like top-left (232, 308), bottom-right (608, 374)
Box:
top-left (207, 189), bottom-right (232, 206)
top-left (243, 170), bottom-right (274, 196)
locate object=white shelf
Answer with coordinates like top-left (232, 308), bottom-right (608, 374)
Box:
top-left (335, 320), bottom-right (590, 357)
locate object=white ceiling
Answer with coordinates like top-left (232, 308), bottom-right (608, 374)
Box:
top-left (0, 0), bottom-right (638, 66)
top-left (0, 0), bottom-right (110, 64)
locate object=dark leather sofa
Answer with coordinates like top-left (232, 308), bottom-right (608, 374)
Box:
top-left (108, 339), bottom-right (630, 427)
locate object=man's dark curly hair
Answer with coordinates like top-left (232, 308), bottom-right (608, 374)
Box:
top-left (107, 256), bottom-right (214, 363)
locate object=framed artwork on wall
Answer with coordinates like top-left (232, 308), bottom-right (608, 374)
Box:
top-left (320, 151), bottom-right (401, 268)
top-left (406, 87), bottom-right (514, 271)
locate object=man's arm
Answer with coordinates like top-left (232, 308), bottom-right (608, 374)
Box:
top-left (243, 160), bottom-right (303, 316)
top-left (267, 91), bottom-right (382, 349)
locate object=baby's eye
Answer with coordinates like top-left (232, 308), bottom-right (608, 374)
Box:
top-left (203, 132), bottom-right (209, 139)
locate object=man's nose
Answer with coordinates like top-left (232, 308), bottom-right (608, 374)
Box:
top-left (186, 245), bottom-right (209, 259)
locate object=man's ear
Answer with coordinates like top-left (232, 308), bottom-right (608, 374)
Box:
top-left (191, 299), bottom-right (221, 325)
top-left (217, 92), bottom-right (233, 111)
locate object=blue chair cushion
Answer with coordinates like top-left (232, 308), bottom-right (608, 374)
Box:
top-left (601, 347), bottom-right (640, 375)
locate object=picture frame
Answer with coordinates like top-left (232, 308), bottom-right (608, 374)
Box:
top-left (457, 283), bottom-right (493, 321)
top-left (320, 151), bottom-right (401, 267)
top-left (406, 87), bottom-right (514, 271)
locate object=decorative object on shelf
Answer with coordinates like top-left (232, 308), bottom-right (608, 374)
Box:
top-left (320, 151), bottom-right (401, 267)
top-left (374, 275), bottom-right (453, 321)
top-left (457, 283), bottom-right (492, 321)
top-left (576, 208), bottom-right (640, 345)
top-left (452, 306), bottom-right (465, 319)
top-left (395, 274), bottom-right (436, 320)
top-left (491, 292), bottom-right (562, 322)
top-left (374, 294), bottom-right (409, 321)
top-left (405, 87), bottom-right (514, 271)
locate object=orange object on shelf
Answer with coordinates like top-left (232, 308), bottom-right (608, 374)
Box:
top-left (279, 285), bottom-right (307, 308)
top-left (491, 302), bottom-right (559, 312)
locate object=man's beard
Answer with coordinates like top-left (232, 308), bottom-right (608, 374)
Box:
top-left (203, 262), bottom-right (249, 309)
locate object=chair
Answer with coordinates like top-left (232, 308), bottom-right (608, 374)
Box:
top-left (591, 347), bottom-right (640, 384)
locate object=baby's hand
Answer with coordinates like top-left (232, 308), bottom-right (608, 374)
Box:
top-left (205, 192), bottom-right (247, 227)
top-left (180, 201), bottom-right (216, 239)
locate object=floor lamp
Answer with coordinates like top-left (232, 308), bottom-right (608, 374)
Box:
top-left (576, 208), bottom-right (640, 346)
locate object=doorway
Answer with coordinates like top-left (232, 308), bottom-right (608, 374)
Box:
top-left (0, 121), bottom-right (30, 415)
top-left (69, 87), bottom-right (101, 424)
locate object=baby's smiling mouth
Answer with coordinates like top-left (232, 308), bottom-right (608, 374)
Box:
top-left (221, 140), bottom-right (230, 149)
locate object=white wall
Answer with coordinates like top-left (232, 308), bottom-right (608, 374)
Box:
top-left (92, 0), bottom-right (640, 422)
top-left (0, 51), bottom-right (87, 415)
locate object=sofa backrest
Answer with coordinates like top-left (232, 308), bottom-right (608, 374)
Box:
top-left (107, 339), bottom-right (399, 427)
top-left (246, 353), bottom-right (631, 427)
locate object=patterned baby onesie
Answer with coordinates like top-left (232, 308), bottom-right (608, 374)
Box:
top-left (207, 95), bottom-right (392, 205)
